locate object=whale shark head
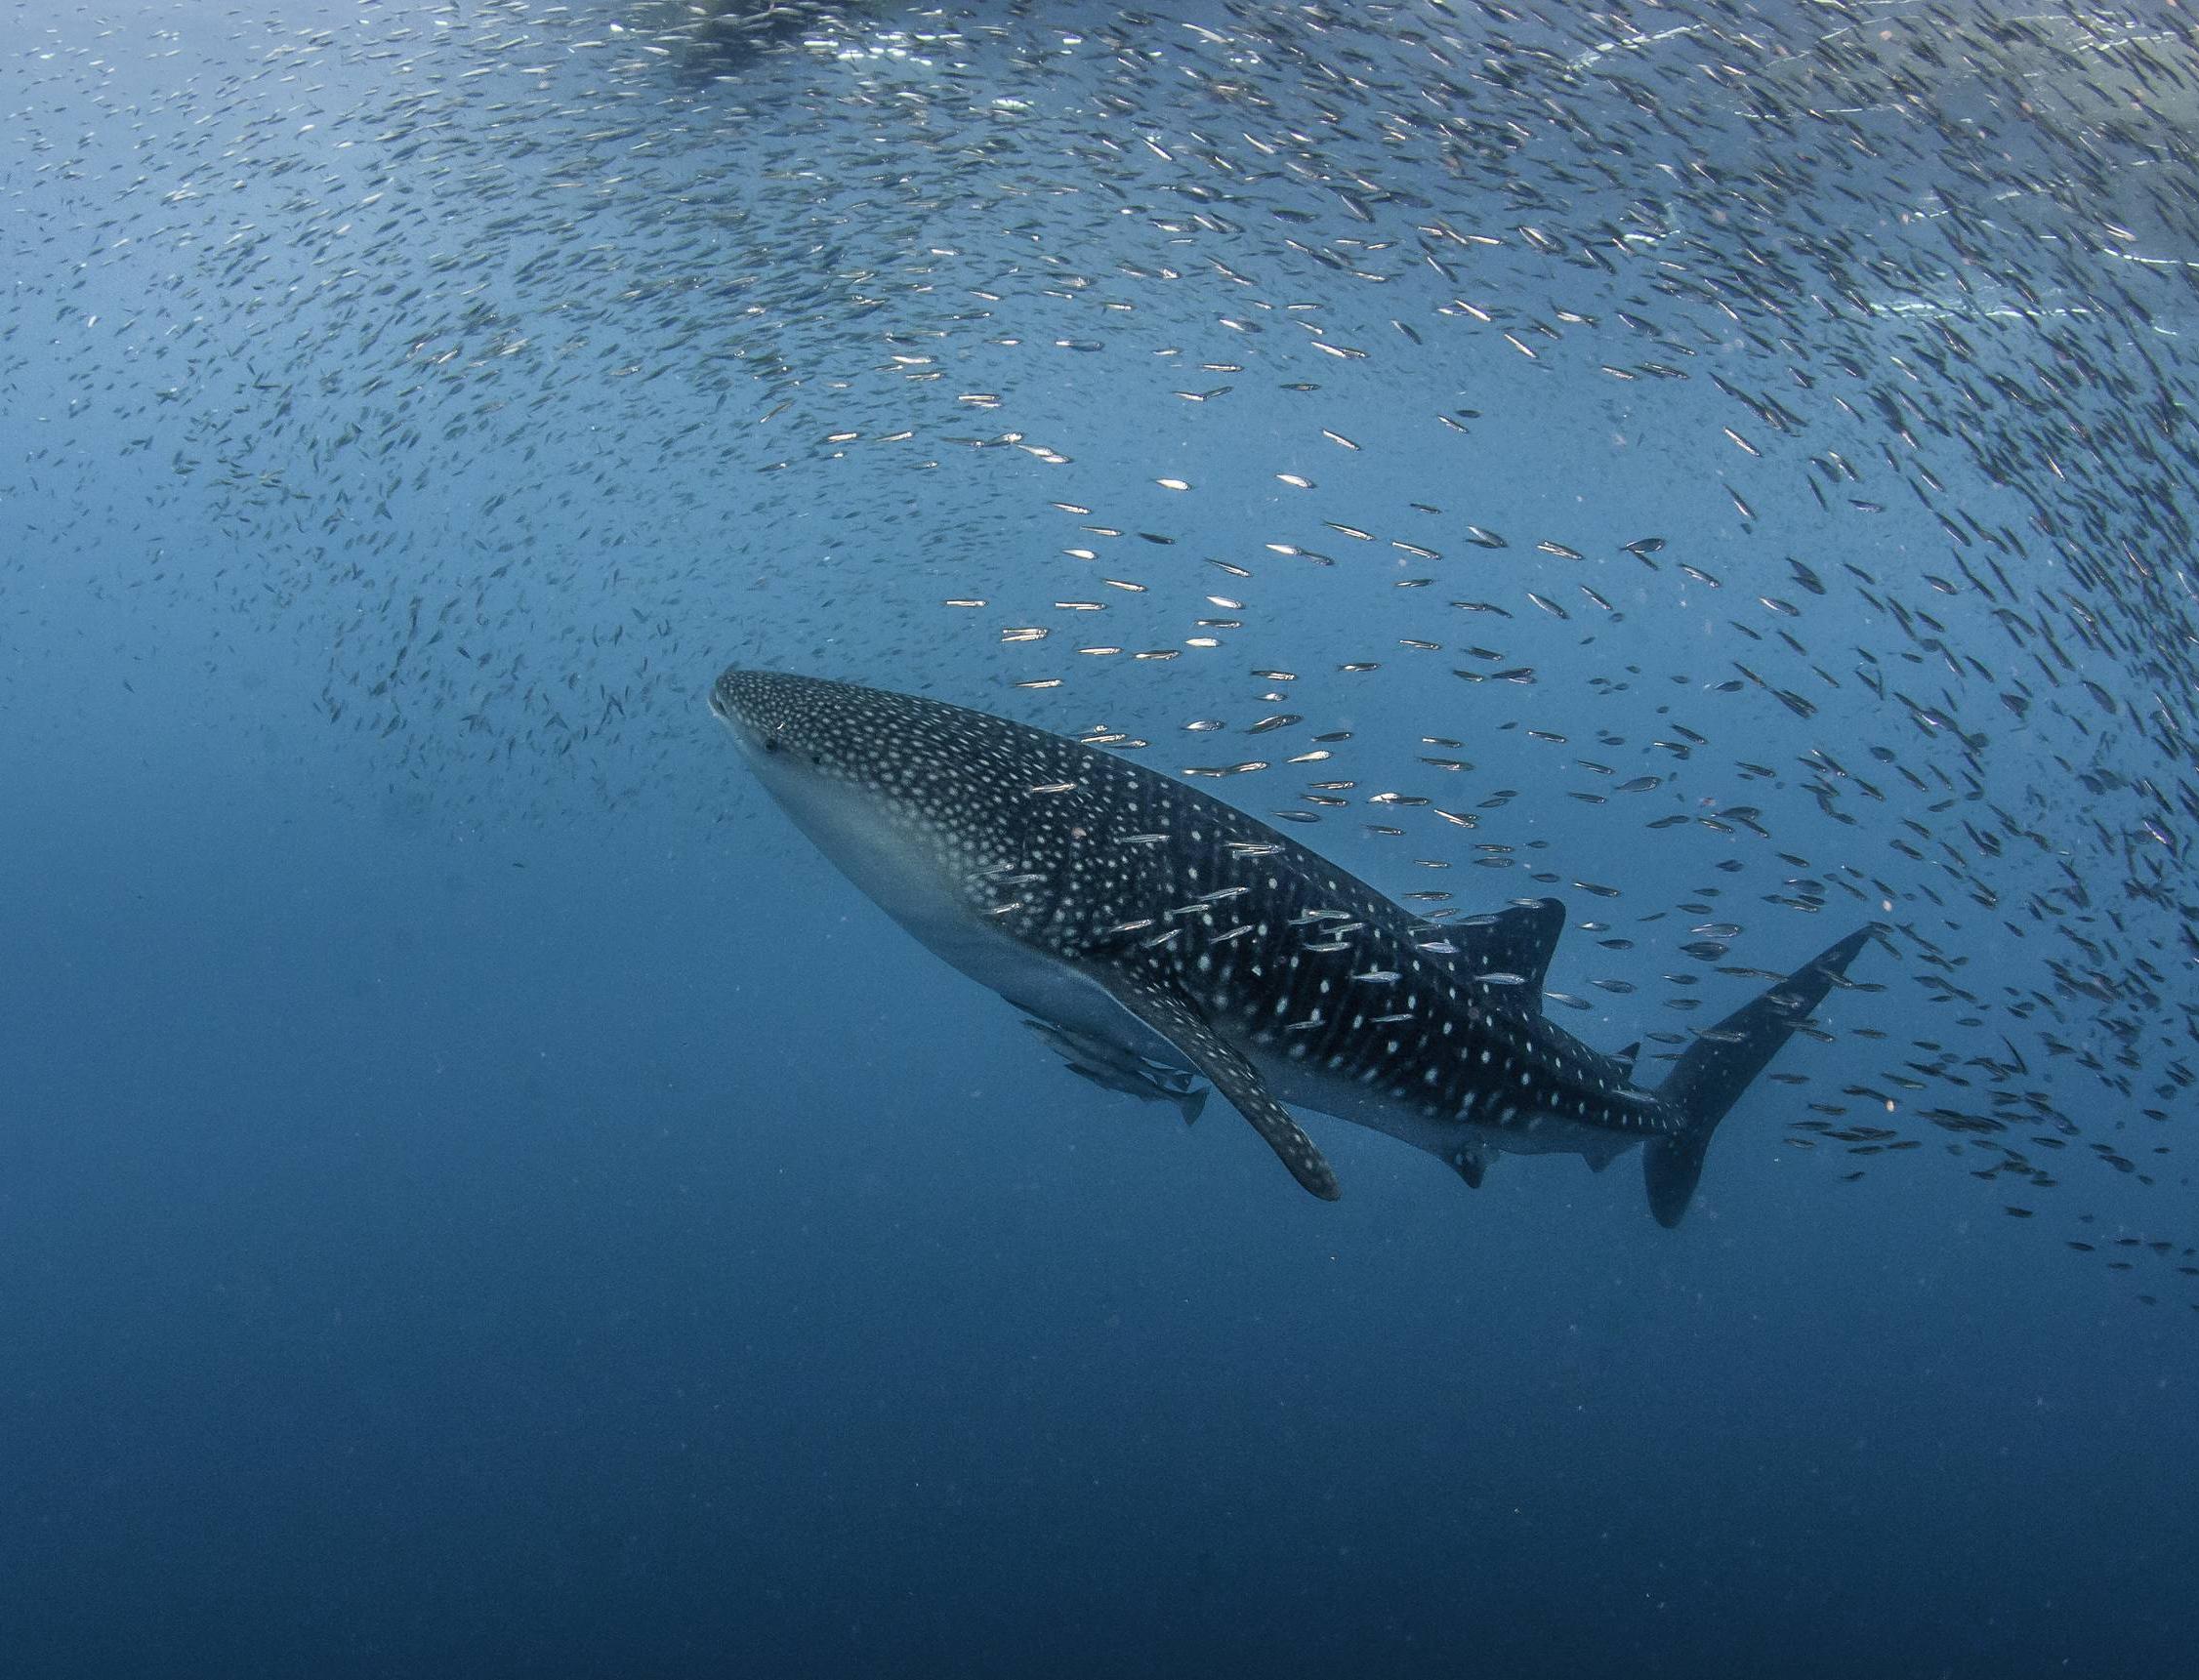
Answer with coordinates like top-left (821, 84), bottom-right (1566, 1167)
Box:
top-left (709, 667), bottom-right (855, 770)
top-left (708, 666), bottom-right (1086, 944)
top-left (708, 667), bottom-right (1023, 833)
top-left (709, 667), bottom-right (950, 880)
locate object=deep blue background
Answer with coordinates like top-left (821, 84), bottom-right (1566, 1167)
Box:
top-left (6, 659), bottom-right (2192, 1678)
top-left (4, 3), bottom-right (2196, 1676)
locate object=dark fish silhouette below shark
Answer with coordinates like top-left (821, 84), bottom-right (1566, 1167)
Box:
top-left (711, 668), bottom-right (1874, 1223)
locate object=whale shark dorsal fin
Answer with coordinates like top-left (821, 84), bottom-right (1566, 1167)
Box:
top-left (1443, 896), bottom-right (1566, 1001)
top-left (1100, 970), bottom-right (1341, 1200)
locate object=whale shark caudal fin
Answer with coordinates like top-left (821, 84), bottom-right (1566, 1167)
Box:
top-left (1642, 924), bottom-right (1877, 1228)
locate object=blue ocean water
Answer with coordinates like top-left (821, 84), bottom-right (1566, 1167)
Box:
top-left (5, 3), bottom-right (2197, 1676)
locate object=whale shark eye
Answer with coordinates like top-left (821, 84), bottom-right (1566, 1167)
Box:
top-left (763, 735), bottom-right (784, 755)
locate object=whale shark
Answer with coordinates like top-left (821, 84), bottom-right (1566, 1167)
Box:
top-left (710, 668), bottom-right (1873, 1222)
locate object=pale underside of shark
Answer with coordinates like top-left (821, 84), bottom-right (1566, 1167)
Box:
top-left (711, 668), bottom-right (1874, 1224)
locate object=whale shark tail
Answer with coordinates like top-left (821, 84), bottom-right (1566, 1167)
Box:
top-left (1643, 925), bottom-right (1877, 1227)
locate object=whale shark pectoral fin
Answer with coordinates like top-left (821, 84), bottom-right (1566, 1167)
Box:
top-left (1099, 971), bottom-right (1341, 1201)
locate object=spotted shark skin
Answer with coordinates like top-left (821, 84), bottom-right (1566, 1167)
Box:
top-left (711, 669), bottom-right (1873, 1222)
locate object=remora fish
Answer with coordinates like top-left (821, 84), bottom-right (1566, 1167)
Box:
top-left (1020, 1017), bottom-right (1210, 1128)
top-left (710, 669), bottom-right (1873, 1223)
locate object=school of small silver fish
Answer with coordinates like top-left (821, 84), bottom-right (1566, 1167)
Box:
top-left (7, 1), bottom-right (2197, 1305)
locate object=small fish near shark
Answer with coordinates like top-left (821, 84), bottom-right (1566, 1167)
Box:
top-left (710, 668), bottom-right (1875, 1224)
top-left (1020, 1017), bottom-right (1211, 1129)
